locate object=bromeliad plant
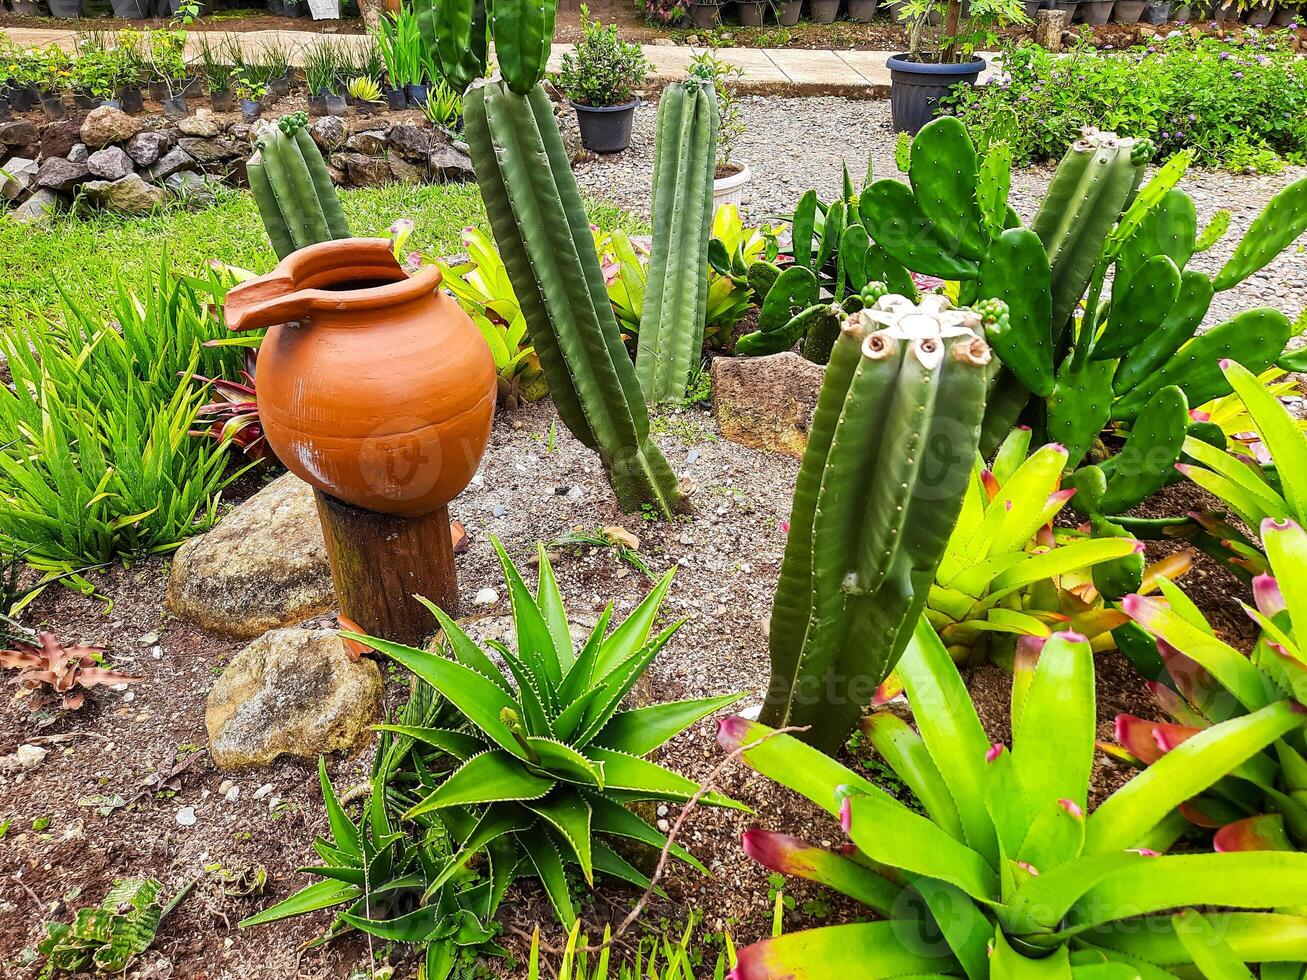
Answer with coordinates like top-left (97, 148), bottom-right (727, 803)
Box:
top-left (726, 621), bottom-right (1307, 977)
top-left (761, 295), bottom-right (991, 752)
top-left (1118, 517), bottom-right (1307, 851)
top-left (1, 631), bottom-right (139, 711)
top-left (342, 540), bottom-right (745, 928)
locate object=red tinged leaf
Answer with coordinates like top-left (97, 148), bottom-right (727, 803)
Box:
top-left (1253, 573), bottom-right (1287, 618)
top-left (1145, 680), bottom-right (1210, 728)
top-left (1152, 720), bottom-right (1203, 753)
top-left (1157, 639), bottom-right (1225, 714)
top-left (1, 632), bottom-right (137, 710)
top-left (1214, 813), bottom-right (1294, 852)
top-left (742, 829), bottom-right (818, 876)
top-left (871, 671), bottom-right (904, 706)
top-left (981, 469), bottom-right (1000, 502)
top-left (1115, 714), bottom-right (1166, 764)
top-left (1179, 800), bottom-right (1226, 829)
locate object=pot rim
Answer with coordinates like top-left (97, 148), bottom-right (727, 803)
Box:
top-left (571, 98), bottom-right (640, 113)
top-left (713, 162), bottom-right (751, 192)
top-left (886, 53), bottom-right (987, 73)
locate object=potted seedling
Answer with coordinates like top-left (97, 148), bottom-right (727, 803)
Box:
top-left (116, 30), bottom-right (146, 113)
top-left (373, 16), bottom-right (410, 109)
top-left (200, 38), bottom-right (235, 112)
top-left (556, 6), bottom-right (651, 154)
top-left (2, 49), bottom-right (39, 112)
top-left (1115, 0), bottom-right (1147, 18)
top-left (811, 0), bottom-right (841, 18)
top-left (235, 71), bottom-right (266, 122)
top-left (887, 0), bottom-right (1025, 133)
top-left (347, 75), bottom-right (384, 115)
top-left (421, 80), bottom-right (463, 134)
top-left (737, 0), bottom-right (769, 23)
top-left (303, 44), bottom-right (339, 116)
top-left (39, 48), bottom-right (72, 122)
top-left (149, 28), bottom-right (190, 119)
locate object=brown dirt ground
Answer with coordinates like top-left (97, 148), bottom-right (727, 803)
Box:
top-left (0, 377), bottom-right (1253, 979)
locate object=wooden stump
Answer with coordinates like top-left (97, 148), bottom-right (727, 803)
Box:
top-left (314, 490), bottom-right (459, 647)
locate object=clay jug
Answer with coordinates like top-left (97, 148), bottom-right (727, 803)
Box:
top-left (224, 238), bottom-right (496, 518)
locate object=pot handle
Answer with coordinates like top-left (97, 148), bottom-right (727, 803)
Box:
top-left (225, 270), bottom-right (315, 332)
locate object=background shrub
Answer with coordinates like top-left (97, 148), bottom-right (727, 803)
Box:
top-left (947, 32), bottom-right (1307, 172)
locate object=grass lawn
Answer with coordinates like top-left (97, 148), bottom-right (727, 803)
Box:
top-left (0, 183), bottom-right (643, 331)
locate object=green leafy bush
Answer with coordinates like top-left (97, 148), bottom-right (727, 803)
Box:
top-left (0, 260), bottom-right (244, 578)
top-left (948, 33), bottom-right (1307, 172)
top-left (554, 5), bottom-right (650, 108)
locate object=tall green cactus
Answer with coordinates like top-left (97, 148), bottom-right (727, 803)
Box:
top-left (412, 0), bottom-right (488, 94)
top-left (464, 79), bottom-right (682, 517)
top-left (635, 77), bottom-right (719, 403)
top-left (247, 114), bottom-right (349, 260)
top-left (762, 294), bottom-right (991, 752)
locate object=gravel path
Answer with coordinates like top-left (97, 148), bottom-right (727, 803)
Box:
top-left (574, 95), bottom-right (1307, 328)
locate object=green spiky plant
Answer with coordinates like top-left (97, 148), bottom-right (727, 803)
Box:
top-left (855, 120), bottom-right (1306, 506)
top-left (634, 69), bottom-right (718, 404)
top-left (1117, 515), bottom-right (1307, 852)
top-left (412, 0), bottom-right (683, 517)
top-left (725, 621), bottom-right (1307, 978)
top-left (246, 112), bottom-right (351, 261)
top-left (341, 539), bottom-right (745, 928)
top-left (760, 294), bottom-right (992, 752)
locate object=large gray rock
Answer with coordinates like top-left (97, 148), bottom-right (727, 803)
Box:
top-left (309, 115), bottom-right (346, 152)
top-left (336, 151), bottom-right (391, 188)
top-left (177, 136), bottom-right (241, 165)
top-left (164, 170), bottom-right (221, 207)
top-left (388, 156), bottom-right (425, 185)
top-left (0, 157), bottom-right (38, 200)
top-left (35, 156), bottom-right (91, 192)
top-left (387, 124), bottom-right (432, 162)
top-left (87, 145), bottom-right (135, 180)
top-left (125, 130), bottom-right (170, 167)
top-left (711, 352), bottom-right (825, 460)
top-left (81, 106), bottom-right (139, 148)
top-left (178, 109), bottom-right (223, 138)
top-left (81, 173), bottom-right (167, 215)
top-left (166, 472), bottom-right (335, 639)
top-left (9, 189), bottom-right (59, 224)
top-left (429, 141), bottom-right (475, 182)
top-left (345, 130), bottom-right (387, 155)
top-left (205, 628), bottom-right (383, 770)
top-left (147, 146), bottom-right (196, 181)
top-left (0, 120), bottom-right (39, 146)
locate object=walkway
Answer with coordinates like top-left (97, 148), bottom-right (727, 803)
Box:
top-left (0, 26), bottom-right (998, 96)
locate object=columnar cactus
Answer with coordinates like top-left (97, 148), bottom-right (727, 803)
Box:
top-left (463, 79), bottom-right (682, 516)
top-left (412, 0), bottom-right (488, 94)
top-left (762, 293), bottom-right (991, 752)
top-left (247, 114), bottom-right (350, 260)
top-left (635, 77), bottom-right (719, 403)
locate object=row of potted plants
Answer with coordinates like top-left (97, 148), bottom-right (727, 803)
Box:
top-left (686, 0), bottom-right (881, 27)
top-left (4, 0), bottom-right (357, 20)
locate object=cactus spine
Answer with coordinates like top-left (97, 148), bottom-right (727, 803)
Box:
top-left (463, 79), bottom-right (682, 516)
top-left (635, 78), bottom-right (719, 403)
top-left (762, 294), bottom-right (991, 752)
top-left (247, 115), bottom-right (350, 260)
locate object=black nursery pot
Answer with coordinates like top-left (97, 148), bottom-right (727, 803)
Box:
top-left (147, 80), bottom-right (169, 101)
top-left (0, 98), bottom-right (10, 124)
top-left (241, 98), bottom-right (262, 121)
top-left (119, 86), bottom-right (144, 114)
top-left (688, 1), bottom-right (722, 27)
top-left (306, 93), bottom-right (328, 117)
top-left (72, 90), bottom-right (97, 110)
top-left (776, 0), bottom-right (803, 22)
top-left (270, 73), bottom-right (291, 98)
top-left (384, 87), bottom-right (407, 111)
top-left (324, 93), bottom-right (348, 115)
top-left (573, 99), bottom-right (637, 154)
top-left (887, 53), bottom-right (985, 135)
top-left (737, 0), bottom-right (766, 24)
top-left (6, 84), bottom-right (36, 111)
top-left (41, 96), bottom-right (67, 122)
top-left (211, 88), bottom-right (236, 112)
top-left (162, 93), bottom-right (189, 120)
top-left (405, 83), bottom-right (430, 107)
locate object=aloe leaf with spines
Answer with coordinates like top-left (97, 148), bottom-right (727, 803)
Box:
top-left (760, 293), bottom-right (992, 752)
top-left (463, 79), bottom-right (683, 517)
top-left (635, 74), bottom-right (718, 403)
top-left (341, 539), bottom-right (745, 928)
top-left (724, 621), bottom-right (1307, 978)
top-left (247, 114), bottom-right (349, 260)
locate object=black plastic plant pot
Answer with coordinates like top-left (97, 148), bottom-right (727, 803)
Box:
top-left (385, 88), bottom-right (407, 111)
top-left (1143, 0), bottom-right (1171, 20)
top-left (211, 88), bottom-right (235, 112)
top-left (887, 54), bottom-right (985, 135)
top-left (10, 0), bottom-right (41, 13)
top-left (1080, 0), bottom-right (1113, 20)
top-left (1053, 0), bottom-right (1079, 15)
top-left (810, 0), bottom-right (840, 21)
top-left (241, 98), bottom-right (261, 122)
top-left (147, 80), bottom-right (169, 101)
top-left (777, 0), bottom-right (802, 22)
top-left (737, 0), bottom-right (766, 23)
top-left (306, 94), bottom-right (328, 117)
top-left (109, 0), bottom-right (149, 15)
top-left (848, 0), bottom-right (877, 20)
top-left (270, 74), bottom-right (291, 98)
top-left (324, 93), bottom-right (348, 115)
top-left (1114, 0), bottom-right (1146, 17)
top-left (573, 99), bottom-right (637, 154)
top-left (162, 93), bottom-right (189, 121)
top-left (73, 91), bottom-right (97, 110)
top-left (0, 98), bottom-right (10, 124)
top-left (6, 85), bottom-right (36, 111)
top-left (268, 0), bottom-right (285, 12)
top-left (100, 98), bottom-right (122, 109)
top-left (405, 83), bottom-right (430, 108)
top-left (47, 0), bottom-right (83, 17)
top-left (120, 86), bottom-right (144, 114)
top-left (689, 1), bottom-right (722, 27)
top-left (41, 97), bottom-right (67, 122)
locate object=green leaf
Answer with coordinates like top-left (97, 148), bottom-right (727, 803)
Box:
top-left (527, 792), bottom-right (594, 884)
top-left (534, 542), bottom-right (575, 673)
top-left (522, 737), bottom-right (604, 787)
top-left (318, 756), bottom-right (359, 857)
top-left (405, 750), bottom-right (555, 817)
top-left (492, 537), bottom-right (562, 705)
top-left (1012, 632), bottom-right (1095, 813)
top-left (861, 712), bottom-right (964, 841)
top-left (728, 922), bottom-right (962, 977)
top-left (585, 746), bottom-right (746, 810)
top-left (1173, 910), bottom-right (1256, 980)
top-left (372, 725), bottom-right (485, 762)
top-left (1089, 911), bottom-right (1307, 967)
top-left (592, 568), bottom-right (675, 682)
top-left (238, 879), bottom-right (357, 928)
top-left (520, 833), bottom-right (576, 929)
top-left (591, 692), bottom-right (746, 757)
top-left (585, 792), bottom-right (708, 875)
top-left (414, 596), bottom-right (513, 695)
top-left (337, 904), bottom-right (444, 943)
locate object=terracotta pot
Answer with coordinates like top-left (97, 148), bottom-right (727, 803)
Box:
top-left (224, 238), bottom-right (497, 517)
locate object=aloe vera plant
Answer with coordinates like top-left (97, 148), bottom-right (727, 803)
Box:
top-left (1118, 517), bottom-right (1307, 851)
top-left (726, 621), bottom-right (1307, 977)
top-left (761, 293), bottom-right (991, 751)
top-left (343, 540), bottom-right (744, 928)
top-left (856, 120), bottom-right (1306, 499)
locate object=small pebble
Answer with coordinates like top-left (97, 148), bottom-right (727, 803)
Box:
top-left (492, 503), bottom-right (507, 517)
top-left (252, 783), bottom-right (274, 800)
top-left (138, 632), bottom-right (159, 645)
top-left (175, 806), bottom-right (197, 827)
top-left (475, 588), bottom-right (499, 606)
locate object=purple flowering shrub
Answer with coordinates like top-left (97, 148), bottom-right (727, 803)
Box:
top-left (945, 31), bottom-right (1307, 172)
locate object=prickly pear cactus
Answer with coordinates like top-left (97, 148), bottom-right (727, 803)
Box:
top-left (762, 293), bottom-right (991, 752)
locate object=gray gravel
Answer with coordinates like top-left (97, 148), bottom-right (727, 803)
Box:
top-left (574, 95), bottom-right (1307, 329)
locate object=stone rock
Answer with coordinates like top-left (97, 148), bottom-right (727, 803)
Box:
top-left (81, 105), bottom-right (139, 148)
top-left (0, 157), bottom-right (38, 200)
top-left (387, 123), bottom-right (432, 162)
top-left (338, 151), bottom-right (392, 188)
top-left (164, 170), bottom-right (221, 207)
top-left (125, 130), bottom-right (170, 167)
top-left (1034, 8), bottom-right (1071, 50)
top-left (40, 121), bottom-right (83, 160)
top-left (66, 143), bottom-right (89, 165)
top-left (309, 115), bottom-right (346, 151)
top-left (87, 145), bottom-right (134, 180)
top-left (205, 628), bottom-right (383, 769)
top-left (0, 120), bottom-right (39, 146)
top-left (429, 141), bottom-right (475, 182)
top-left (345, 130), bottom-right (387, 155)
top-left (388, 155), bottom-right (425, 184)
top-left (80, 173), bottom-right (167, 215)
top-left (9, 189), bottom-right (59, 224)
top-left (711, 352), bottom-right (825, 460)
top-left (35, 156), bottom-right (91, 192)
top-left (166, 472), bottom-right (335, 639)
top-left (147, 146), bottom-right (196, 181)
top-left (227, 122), bottom-right (252, 143)
top-left (177, 136), bottom-right (241, 165)
top-left (178, 109), bottom-right (223, 138)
